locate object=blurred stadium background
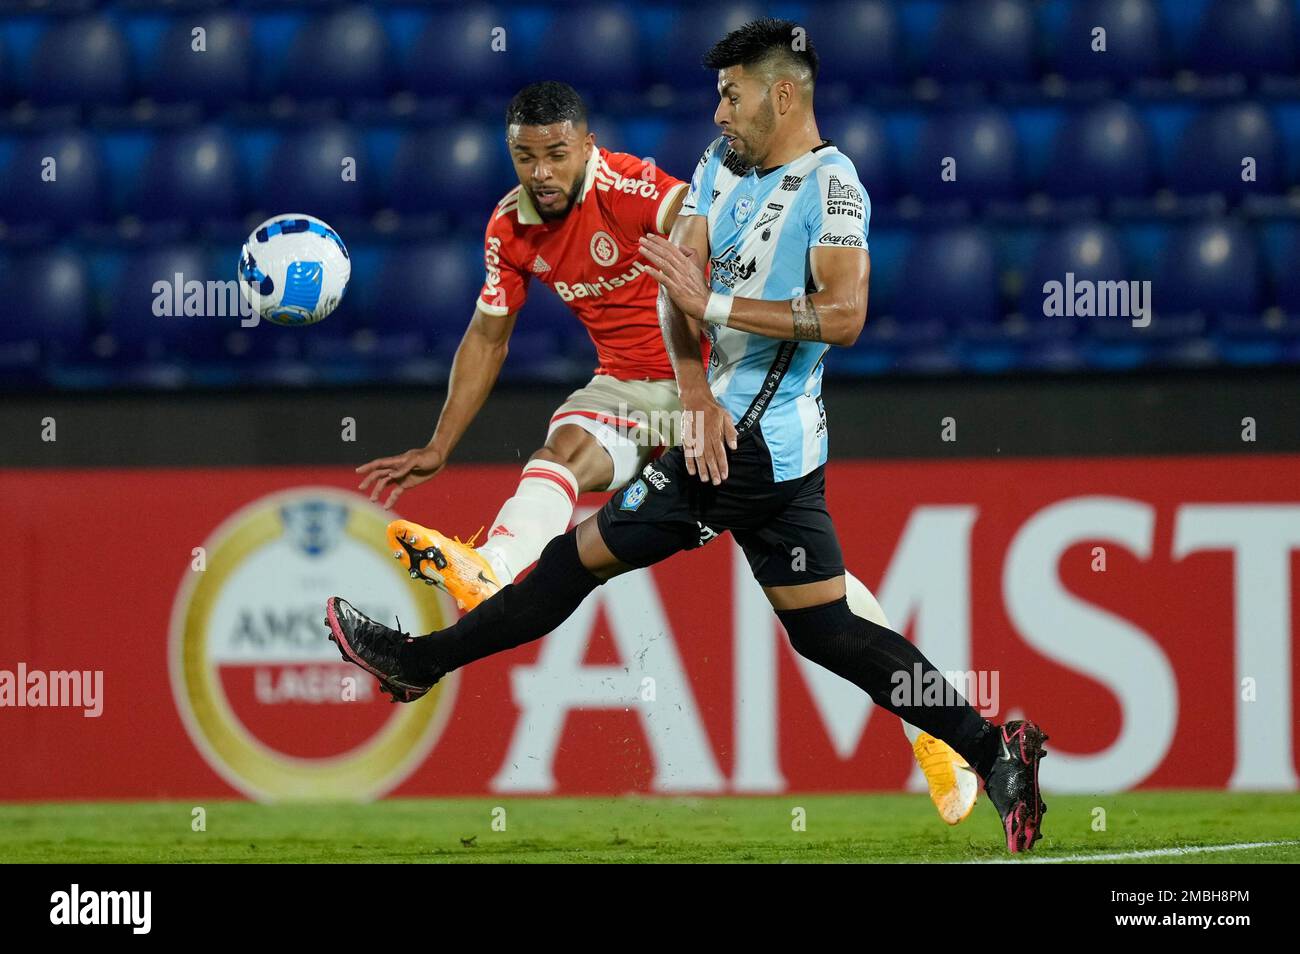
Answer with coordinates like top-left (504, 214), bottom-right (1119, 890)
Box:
top-left (2, 0), bottom-right (1299, 862)
top-left (2, 0), bottom-right (1300, 388)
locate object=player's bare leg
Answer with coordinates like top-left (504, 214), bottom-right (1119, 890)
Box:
top-left (843, 572), bottom-right (978, 825)
top-left (388, 424), bottom-right (611, 609)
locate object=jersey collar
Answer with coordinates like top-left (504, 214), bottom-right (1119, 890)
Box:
top-left (514, 148), bottom-right (601, 225)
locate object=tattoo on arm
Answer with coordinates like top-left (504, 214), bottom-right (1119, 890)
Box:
top-left (791, 295), bottom-right (822, 341)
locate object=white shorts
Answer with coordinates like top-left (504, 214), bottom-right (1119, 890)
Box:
top-left (546, 374), bottom-right (682, 490)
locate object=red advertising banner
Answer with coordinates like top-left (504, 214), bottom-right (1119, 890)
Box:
top-left (2, 456), bottom-right (1297, 801)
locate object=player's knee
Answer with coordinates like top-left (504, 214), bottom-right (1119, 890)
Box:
top-left (777, 597), bottom-right (858, 663)
top-left (531, 433), bottom-right (609, 489)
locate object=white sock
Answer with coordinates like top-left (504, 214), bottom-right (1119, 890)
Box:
top-left (477, 460), bottom-right (579, 583)
top-left (844, 570), bottom-right (922, 746)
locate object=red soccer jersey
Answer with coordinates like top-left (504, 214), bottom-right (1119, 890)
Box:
top-left (477, 147), bottom-right (688, 381)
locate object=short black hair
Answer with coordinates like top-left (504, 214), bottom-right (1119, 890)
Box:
top-left (505, 81), bottom-right (588, 129)
top-left (702, 17), bottom-right (818, 85)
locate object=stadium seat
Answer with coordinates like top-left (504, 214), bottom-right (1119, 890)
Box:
top-left (651, 3), bottom-right (765, 86)
top-left (150, 13), bottom-right (253, 108)
top-left (1156, 220), bottom-right (1261, 318)
top-left (826, 108), bottom-right (894, 202)
top-left (30, 16), bottom-right (132, 107)
top-left (930, 0), bottom-right (1035, 84)
top-left (536, 7), bottom-right (643, 92)
top-left (139, 128), bottom-right (242, 224)
top-left (1053, 0), bottom-right (1164, 81)
top-left (1193, 0), bottom-right (1297, 76)
top-left (263, 125), bottom-right (372, 222)
top-left (108, 246), bottom-right (230, 365)
top-left (907, 109), bottom-right (1019, 203)
top-left (806, 1), bottom-right (901, 87)
top-left (283, 7), bottom-right (394, 101)
top-left (1044, 102), bottom-right (1154, 199)
top-left (1, 131), bottom-right (106, 228)
top-left (897, 227), bottom-right (1001, 328)
top-left (369, 242), bottom-right (481, 350)
top-left (0, 248), bottom-right (91, 379)
top-left (1275, 225), bottom-right (1300, 317)
top-left (1171, 104), bottom-right (1283, 199)
top-left (391, 123), bottom-right (508, 219)
top-left (406, 6), bottom-right (514, 99)
top-left (1021, 222), bottom-right (1127, 321)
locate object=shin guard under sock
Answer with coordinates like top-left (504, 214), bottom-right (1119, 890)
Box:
top-left (402, 530), bottom-right (602, 681)
top-left (777, 597), bottom-right (1000, 778)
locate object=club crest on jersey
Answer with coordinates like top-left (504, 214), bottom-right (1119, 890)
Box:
top-left (733, 195), bottom-right (756, 225)
top-left (620, 479), bottom-right (649, 511)
top-left (590, 230), bottom-right (619, 267)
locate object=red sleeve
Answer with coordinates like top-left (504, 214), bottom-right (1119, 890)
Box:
top-left (477, 208), bottom-right (528, 316)
top-left (601, 150), bottom-right (689, 239)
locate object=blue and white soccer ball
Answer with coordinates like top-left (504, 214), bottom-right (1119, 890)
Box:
top-left (238, 213), bottom-right (350, 326)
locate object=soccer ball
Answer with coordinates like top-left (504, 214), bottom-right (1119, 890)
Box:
top-left (237, 213), bottom-right (350, 326)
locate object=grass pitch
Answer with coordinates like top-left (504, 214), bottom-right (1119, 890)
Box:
top-left (2, 792), bottom-right (1298, 863)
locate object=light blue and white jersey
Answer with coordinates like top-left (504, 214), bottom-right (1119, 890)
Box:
top-left (681, 136), bottom-right (870, 482)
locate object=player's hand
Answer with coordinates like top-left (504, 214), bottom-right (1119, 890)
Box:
top-left (639, 234), bottom-right (710, 321)
top-left (355, 445), bottom-right (446, 510)
top-left (681, 392), bottom-right (737, 485)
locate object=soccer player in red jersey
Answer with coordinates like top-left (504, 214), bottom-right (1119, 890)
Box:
top-left (354, 81), bottom-right (978, 825)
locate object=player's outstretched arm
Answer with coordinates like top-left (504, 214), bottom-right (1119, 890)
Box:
top-left (641, 236), bottom-right (870, 347)
top-left (356, 306), bottom-right (517, 509)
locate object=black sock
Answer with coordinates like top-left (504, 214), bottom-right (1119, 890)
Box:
top-left (776, 598), bottom-right (1001, 780)
top-left (401, 530), bottom-right (603, 682)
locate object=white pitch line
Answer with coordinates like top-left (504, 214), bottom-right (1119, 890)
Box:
top-left (963, 840), bottom-right (1300, 864)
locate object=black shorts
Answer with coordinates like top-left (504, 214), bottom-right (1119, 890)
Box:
top-left (595, 429), bottom-right (845, 588)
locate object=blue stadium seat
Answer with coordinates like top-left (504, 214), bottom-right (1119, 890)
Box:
top-left (283, 8), bottom-right (393, 101)
top-left (264, 125), bottom-right (371, 221)
top-left (1171, 104), bottom-right (1283, 199)
top-left (1045, 102), bottom-right (1154, 199)
top-left (1021, 222), bottom-right (1127, 320)
top-left (1157, 220), bottom-right (1261, 317)
top-left (931, 0), bottom-right (1035, 83)
top-left (826, 109), bottom-right (893, 202)
top-left (1275, 225), bottom-right (1300, 317)
top-left (897, 227), bottom-right (1000, 327)
top-left (391, 124), bottom-right (507, 218)
top-left (651, 3), bottom-right (765, 86)
top-left (1054, 0), bottom-right (1164, 81)
top-left (0, 249), bottom-right (91, 381)
top-left (407, 6), bottom-right (514, 98)
top-left (908, 109), bottom-right (1019, 203)
top-left (369, 242), bottom-right (481, 350)
top-left (150, 13), bottom-right (252, 107)
top-left (1193, 0), bottom-right (1296, 76)
top-left (536, 7), bottom-right (643, 92)
top-left (31, 16), bottom-right (132, 107)
top-left (108, 246), bottom-right (230, 364)
top-left (139, 128), bottom-right (241, 224)
top-left (807, 1), bottom-right (901, 87)
top-left (1, 132), bottom-right (106, 227)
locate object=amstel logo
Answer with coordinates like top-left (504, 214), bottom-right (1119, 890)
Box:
top-left (169, 487), bottom-right (456, 801)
